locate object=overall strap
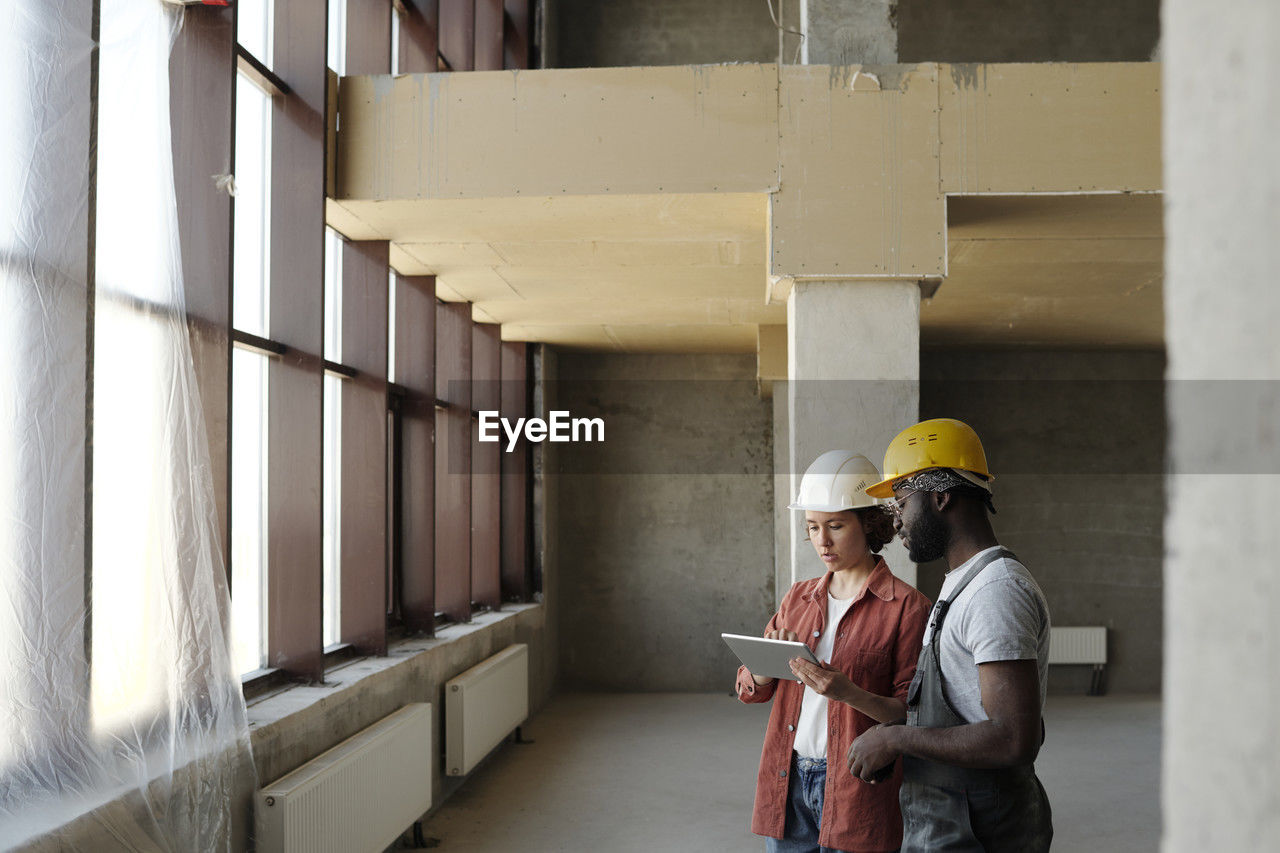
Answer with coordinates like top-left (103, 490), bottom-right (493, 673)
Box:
top-left (929, 546), bottom-right (1016, 639)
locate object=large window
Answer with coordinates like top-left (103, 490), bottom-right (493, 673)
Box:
top-left (323, 227), bottom-right (344, 649)
top-left (217, 0), bottom-right (539, 686)
top-left (1, 2), bottom-right (250, 842)
top-left (232, 71), bottom-right (272, 338)
top-left (230, 0), bottom-right (276, 678)
top-left (230, 347), bottom-right (269, 675)
top-left (91, 0), bottom-right (223, 733)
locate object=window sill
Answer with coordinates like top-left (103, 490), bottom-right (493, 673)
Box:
top-left (246, 603), bottom-right (542, 741)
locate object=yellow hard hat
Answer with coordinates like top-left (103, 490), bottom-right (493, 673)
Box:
top-left (864, 418), bottom-right (993, 498)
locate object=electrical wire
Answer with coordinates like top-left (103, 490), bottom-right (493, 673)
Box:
top-left (765, 0), bottom-right (806, 64)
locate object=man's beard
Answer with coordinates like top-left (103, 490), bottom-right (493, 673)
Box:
top-left (905, 503), bottom-right (948, 563)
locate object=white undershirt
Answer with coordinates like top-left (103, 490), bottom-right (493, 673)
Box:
top-left (792, 592), bottom-right (857, 759)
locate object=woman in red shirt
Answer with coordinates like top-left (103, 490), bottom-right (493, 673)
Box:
top-left (736, 451), bottom-right (931, 853)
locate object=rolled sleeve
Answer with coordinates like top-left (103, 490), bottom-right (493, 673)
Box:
top-left (736, 665), bottom-right (776, 703)
top-left (892, 598), bottom-right (931, 704)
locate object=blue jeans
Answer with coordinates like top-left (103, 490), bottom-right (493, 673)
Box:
top-left (767, 754), bottom-right (833, 853)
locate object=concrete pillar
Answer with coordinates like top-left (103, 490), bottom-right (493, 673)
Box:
top-left (802, 0), bottom-right (898, 65)
top-left (1163, 1), bottom-right (1280, 849)
top-left (786, 280), bottom-right (918, 587)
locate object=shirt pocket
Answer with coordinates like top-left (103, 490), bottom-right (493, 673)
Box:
top-left (848, 648), bottom-right (893, 695)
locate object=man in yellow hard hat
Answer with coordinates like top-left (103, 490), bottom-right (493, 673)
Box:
top-left (846, 418), bottom-right (1053, 853)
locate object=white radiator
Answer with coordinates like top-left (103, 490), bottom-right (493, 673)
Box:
top-left (255, 703), bottom-right (433, 853)
top-left (1049, 626), bottom-right (1107, 665)
top-left (446, 643), bottom-right (529, 777)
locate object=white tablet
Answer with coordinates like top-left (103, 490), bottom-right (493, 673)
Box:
top-left (722, 633), bottom-right (820, 682)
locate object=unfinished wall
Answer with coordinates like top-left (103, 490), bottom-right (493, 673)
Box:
top-left (545, 0), bottom-right (1159, 69)
top-left (918, 349), bottom-right (1165, 695)
top-left (552, 352), bottom-right (774, 691)
top-left (547, 0), bottom-right (783, 68)
top-left (898, 0), bottom-right (1160, 63)
top-left (803, 0), bottom-right (897, 64)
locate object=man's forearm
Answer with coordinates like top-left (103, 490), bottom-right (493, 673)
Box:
top-left (889, 719), bottom-right (1036, 769)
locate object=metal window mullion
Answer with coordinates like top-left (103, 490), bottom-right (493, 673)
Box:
top-left (236, 44), bottom-right (291, 98)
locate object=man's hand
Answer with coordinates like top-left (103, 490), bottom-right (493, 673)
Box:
top-left (750, 628), bottom-right (801, 686)
top-left (789, 657), bottom-right (853, 704)
top-left (847, 722), bottom-right (903, 783)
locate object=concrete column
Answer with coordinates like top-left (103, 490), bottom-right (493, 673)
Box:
top-left (801, 0), bottom-right (898, 65)
top-left (1163, 1), bottom-right (1280, 848)
top-left (786, 280), bottom-right (918, 587)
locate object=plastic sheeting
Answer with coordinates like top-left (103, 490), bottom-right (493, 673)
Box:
top-left (1, 1), bottom-right (254, 849)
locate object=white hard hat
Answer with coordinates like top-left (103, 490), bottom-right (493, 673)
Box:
top-left (789, 450), bottom-right (884, 512)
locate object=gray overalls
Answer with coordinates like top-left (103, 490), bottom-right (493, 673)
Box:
top-left (899, 547), bottom-right (1053, 852)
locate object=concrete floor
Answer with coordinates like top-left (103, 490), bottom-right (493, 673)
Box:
top-left (412, 692), bottom-right (1161, 852)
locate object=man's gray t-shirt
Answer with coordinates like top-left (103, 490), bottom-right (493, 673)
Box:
top-left (921, 546), bottom-right (1051, 723)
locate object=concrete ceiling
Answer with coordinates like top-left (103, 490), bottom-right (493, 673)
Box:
top-left (329, 191), bottom-right (1163, 353)
top-left (930, 193), bottom-right (1164, 348)
top-left (329, 192), bottom-right (778, 352)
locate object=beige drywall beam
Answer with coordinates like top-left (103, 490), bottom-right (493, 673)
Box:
top-left (336, 65), bottom-right (781, 200)
top-left (332, 62), bottom-right (1161, 351)
top-left (769, 64), bottom-right (946, 289)
top-left (938, 62), bottom-right (1161, 194)
top-left (766, 61), bottom-right (1159, 300)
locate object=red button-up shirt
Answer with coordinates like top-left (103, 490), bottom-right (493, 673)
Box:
top-left (736, 558), bottom-right (931, 853)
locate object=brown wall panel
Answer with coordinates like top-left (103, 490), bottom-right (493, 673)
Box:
top-left (474, 0), bottom-right (504, 71)
top-left (470, 323), bottom-right (501, 609)
top-left (471, 322), bottom-right (501, 413)
top-left (500, 341), bottom-right (529, 600)
top-left (345, 0), bottom-right (393, 75)
top-left (267, 357), bottom-right (324, 678)
top-left (395, 275), bottom-right (436, 630)
top-left (267, 0), bottom-right (327, 680)
top-left (435, 302), bottom-right (472, 621)
top-left (503, 0), bottom-right (530, 70)
top-left (435, 301), bottom-right (472, 404)
top-left (340, 240), bottom-right (389, 374)
top-left (170, 6), bottom-right (235, 573)
top-left (270, 0), bottom-right (326, 352)
top-left (341, 380), bottom-right (388, 653)
top-left (339, 240), bottom-right (389, 653)
top-left (399, 0), bottom-right (440, 73)
top-left (395, 274), bottom-right (436, 391)
top-left (439, 0), bottom-right (475, 71)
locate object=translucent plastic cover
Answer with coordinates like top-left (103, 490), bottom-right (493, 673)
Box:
top-left (1, 1), bottom-right (254, 848)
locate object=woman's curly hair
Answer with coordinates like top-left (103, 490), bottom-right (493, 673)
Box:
top-left (855, 506), bottom-right (896, 554)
